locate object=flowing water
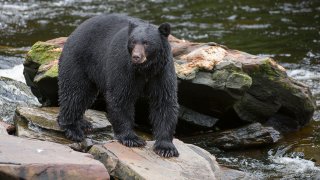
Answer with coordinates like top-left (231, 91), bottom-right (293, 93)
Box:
top-left (0, 0), bottom-right (319, 178)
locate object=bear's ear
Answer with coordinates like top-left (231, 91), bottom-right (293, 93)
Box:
top-left (128, 21), bottom-right (137, 35)
top-left (158, 23), bottom-right (171, 37)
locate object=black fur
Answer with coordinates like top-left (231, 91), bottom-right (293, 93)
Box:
top-left (57, 14), bottom-right (179, 157)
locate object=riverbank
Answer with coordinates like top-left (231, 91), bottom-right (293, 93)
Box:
top-left (0, 0), bottom-right (319, 178)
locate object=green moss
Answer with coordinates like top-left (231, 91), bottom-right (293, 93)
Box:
top-left (226, 72), bottom-right (252, 90)
top-left (26, 41), bottom-right (62, 66)
top-left (211, 69), bottom-right (230, 88)
top-left (212, 69), bottom-right (229, 81)
top-left (260, 60), bottom-right (279, 76)
top-left (33, 61), bottom-right (59, 83)
top-left (261, 63), bottom-right (276, 81)
top-left (248, 59), bottom-right (285, 82)
top-left (44, 64), bottom-right (59, 78)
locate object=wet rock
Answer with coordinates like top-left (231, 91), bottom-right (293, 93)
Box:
top-left (214, 123), bottom-right (281, 150)
top-left (23, 36), bottom-right (316, 133)
top-left (0, 121), bottom-right (15, 135)
top-left (0, 77), bottom-right (40, 123)
top-left (172, 36), bottom-right (315, 132)
top-left (178, 105), bottom-right (219, 131)
top-left (23, 38), bottom-right (64, 106)
top-left (89, 139), bottom-right (251, 179)
top-left (14, 106), bottom-right (113, 148)
top-left (0, 135), bottom-right (109, 180)
top-left (186, 123), bottom-right (281, 150)
top-left (0, 121), bottom-right (8, 135)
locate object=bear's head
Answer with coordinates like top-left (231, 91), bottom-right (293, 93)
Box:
top-left (127, 22), bottom-right (170, 65)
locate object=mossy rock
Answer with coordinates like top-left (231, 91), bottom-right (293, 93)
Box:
top-left (23, 37), bottom-right (316, 133)
top-left (23, 39), bottom-right (64, 106)
top-left (25, 42), bottom-right (62, 66)
top-left (34, 62), bottom-right (59, 82)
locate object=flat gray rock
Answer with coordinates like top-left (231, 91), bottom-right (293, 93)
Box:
top-left (179, 105), bottom-right (219, 128)
top-left (16, 106), bottom-right (111, 132)
top-left (14, 106), bottom-right (113, 148)
top-left (89, 139), bottom-right (251, 180)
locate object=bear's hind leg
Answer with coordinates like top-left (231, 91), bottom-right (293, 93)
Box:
top-left (58, 69), bottom-right (97, 142)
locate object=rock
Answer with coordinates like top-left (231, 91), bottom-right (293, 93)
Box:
top-left (14, 106), bottom-right (113, 149)
top-left (184, 123), bottom-right (281, 150)
top-left (0, 135), bottom-right (109, 180)
top-left (23, 36), bottom-right (316, 133)
top-left (88, 139), bottom-right (252, 179)
top-left (172, 36), bottom-right (315, 132)
top-left (178, 105), bottom-right (219, 131)
top-left (0, 121), bottom-right (15, 135)
top-left (0, 77), bottom-right (40, 123)
top-left (23, 38), bottom-right (64, 106)
top-left (0, 121), bottom-right (8, 135)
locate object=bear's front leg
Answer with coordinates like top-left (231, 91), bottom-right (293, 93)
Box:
top-left (60, 123), bottom-right (85, 142)
top-left (58, 118), bottom-right (93, 142)
top-left (149, 99), bottom-right (179, 157)
top-left (106, 94), bottom-right (146, 147)
top-left (148, 63), bottom-right (179, 157)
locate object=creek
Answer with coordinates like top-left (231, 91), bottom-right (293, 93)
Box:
top-left (0, 0), bottom-right (319, 178)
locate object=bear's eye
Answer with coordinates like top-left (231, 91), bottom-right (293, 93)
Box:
top-left (143, 41), bottom-right (148, 46)
top-left (129, 41), bottom-right (136, 48)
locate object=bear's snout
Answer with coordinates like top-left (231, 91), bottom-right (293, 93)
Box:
top-left (131, 44), bottom-right (146, 64)
top-left (132, 54), bottom-right (142, 62)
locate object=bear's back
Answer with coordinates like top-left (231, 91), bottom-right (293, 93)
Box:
top-left (70, 14), bottom-right (147, 44)
top-left (62, 14), bottom-right (149, 60)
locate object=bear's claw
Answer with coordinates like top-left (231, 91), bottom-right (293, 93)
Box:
top-left (59, 123), bottom-right (85, 142)
top-left (117, 133), bottom-right (146, 147)
top-left (79, 118), bottom-right (93, 133)
top-left (64, 126), bottom-right (85, 142)
top-left (153, 140), bottom-right (179, 158)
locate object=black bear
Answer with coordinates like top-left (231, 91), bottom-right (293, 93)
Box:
top-left (57, 14), bottom-right (179, 157)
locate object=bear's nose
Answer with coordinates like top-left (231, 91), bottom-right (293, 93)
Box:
top-left (132, 54), bottom-right (141, 62)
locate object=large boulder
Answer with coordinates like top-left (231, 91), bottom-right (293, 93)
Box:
top-left (0, 135), bottom-right (109, 180)
top-left (88, 139), bottom-right (253, 179)
top-left (23, 36), bottom-right (316, 132)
